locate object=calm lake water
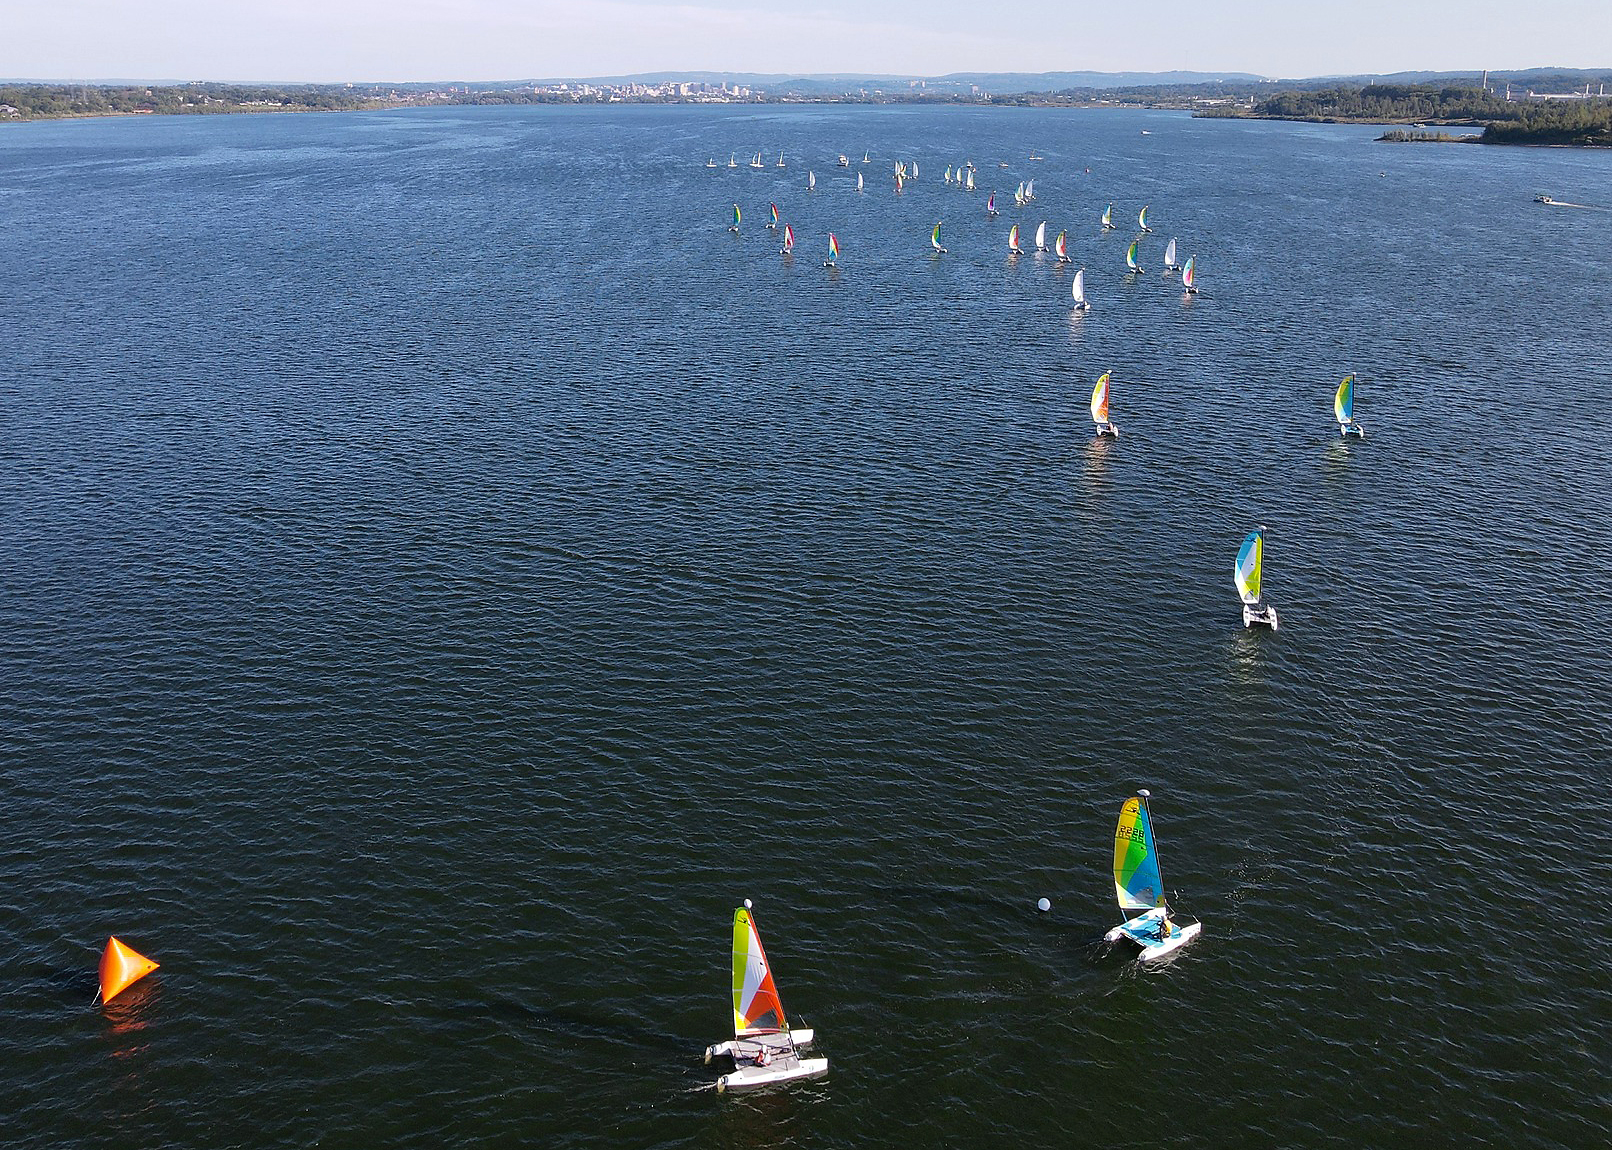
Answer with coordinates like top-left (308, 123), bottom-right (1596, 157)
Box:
top-left (2, 103), bottom-right (1610, 1148)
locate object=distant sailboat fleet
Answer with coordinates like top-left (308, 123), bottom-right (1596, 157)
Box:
top-left (710, 144), bottom-right (1364, 639)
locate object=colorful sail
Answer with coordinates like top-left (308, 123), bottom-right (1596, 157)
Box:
top-left (782, 224), bottom-right (794, 253)
top-left (1126, 241), bottom-right (1139, 271)
top-left (1182, 255), bottom-right (1197, 291)
top-left (827, 233), bottom-right (839, 259)
top-left (1091, 372), bottom-right (1111, 424)
top-left (1335, 375), bottom-right (1355, 426)
top-left (1055, 230), bottom-right (1068, 260)
top-left (1009, 223), bottom-right (1021, 251)
top-left (986, 191), bottom-right (996, 213)
top-left (1101, 204), bottom-right (1113, 228)
top-left (1138, 204), bottom-right (1150, 230)
top-left (1234, 529), bottom-right (1263, 605)
top-left (731, 203), bottom-right (741, 227)
top-left (932, 222), bottom-right (944, 251)
top-left (732, 906), bottom-right (787, 1036)
top-left (770, 202), bottom-right (779, 227)
top-left (1164, 238), bottom-right (1177, 268)
top-left (1114, 796), bottom-right (1166, 915)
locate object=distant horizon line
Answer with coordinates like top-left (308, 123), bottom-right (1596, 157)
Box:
top-left (4, 65), bottom-right (1609, 89)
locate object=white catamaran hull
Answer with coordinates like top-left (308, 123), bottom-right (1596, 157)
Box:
top-left (717, 1055), bottom-right (829, 1093)
top-left (705, 1029), bottom-right (815, 1063)
top-left (1242, 603), bottom-right (1280, 630)
top-left (1340, 424), bottom-right (1365, 439)
top-left (1105, 910), bottom-right (1203, 961)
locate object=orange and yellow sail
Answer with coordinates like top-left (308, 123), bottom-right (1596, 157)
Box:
top-left (732, 906), bottom-right (787, 1036)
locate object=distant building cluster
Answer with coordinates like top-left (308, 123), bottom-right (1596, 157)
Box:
top-left (529, 80), bottom-right (754, 102)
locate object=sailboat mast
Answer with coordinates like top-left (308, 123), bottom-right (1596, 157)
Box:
top-left (1137, 788), bottom-right (1168, 913)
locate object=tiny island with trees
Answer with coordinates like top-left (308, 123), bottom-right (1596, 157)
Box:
top-left (2, 73), bottom-right (1609, 147)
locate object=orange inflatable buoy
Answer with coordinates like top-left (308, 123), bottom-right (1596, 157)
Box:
top-left (99, 937), bottom-right (159, 1004)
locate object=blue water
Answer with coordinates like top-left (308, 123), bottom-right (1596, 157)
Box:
top-left (2, 103), bottom-right (1610, 1148)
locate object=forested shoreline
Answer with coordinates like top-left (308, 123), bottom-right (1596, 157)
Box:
top-left (1197, 83), bottom-right (1612, 146)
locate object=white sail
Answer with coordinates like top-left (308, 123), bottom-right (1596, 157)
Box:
top-left (1072, 268), bottom-right (1088, 307)
top-left (1035, 221), bottom-right (1047, 250)
top-left (1164, 238), bottom-right (1178, 269)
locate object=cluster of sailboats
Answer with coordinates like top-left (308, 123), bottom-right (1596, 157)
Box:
top-left (709, 788), bottom-right (1201, 1091)
top-left (722, 153), bottom-right (1370, 635)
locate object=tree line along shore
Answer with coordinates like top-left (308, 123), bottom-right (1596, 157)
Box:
top-left (2, 80), bottom-right (1609, 147)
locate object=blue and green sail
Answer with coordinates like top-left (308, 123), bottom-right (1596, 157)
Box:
top-left (1113, 796), bottom-right (1167, 915)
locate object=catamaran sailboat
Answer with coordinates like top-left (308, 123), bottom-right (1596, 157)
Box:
top-left (837, 154), bottom-right (849, 167)
top-left (1335, 375), bottom-right (1365, 438)
top-left (1071, 267), bottom-right (1091, 311)
top-left (728, 153), bottom-right (738, 169)
top-left (776, 151), bottom-right (786, 169)
top-left (728, 203), bottom-right (741, 233)
top-left (1054, 230), bottom-right (1070, 262)
top-left (823, 232), bottom-right (839, 268)
top-left (857, 171), bottom-right (864, 192)
top-left (780, 223), bottom-right (794, 257)
top-left (1235, 527), bottom-right (1279, 629)
top-left (1181, 255), bottom-right (1198, 295)
top-left (768, 202), bottom-right (779, 230)
top-left (986, 191), bottom-right (997, 216)
top-left (1091, 372), bottom-right (1118, 437)
top-left (1103, 791), bottom-right (1202, 961)
top-left (1163, 238), bottom-right (1178, 273)
top-left (965, 168), bottom-right (976, 191)
top-left (705, 901), bottom-right (828, 1092)
top-left (1138, 204), bottom-right (1152, 232)
top-left (807, 170), bottom-right (816, 191)
top-left (1101, 203), bottom-right (1115, 230)
top-left (1035, 221), bottom-right (1049, 252)
top-left (750, 152), bottom-right (765, 169)
top-left (931, 222), bottom-right (947, 254)
top-left (1125, 240), bottom-right (1143, 275)
top-left (1008, 224), bottom-right (1024, 256)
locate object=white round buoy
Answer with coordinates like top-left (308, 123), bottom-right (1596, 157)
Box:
top-left (1037, 897), bottom-right (1052, 913)
top-left (743, 898), bottom-right (753, 909)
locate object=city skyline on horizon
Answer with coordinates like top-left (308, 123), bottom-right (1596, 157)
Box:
top-left (7, 1), bottom-right (1610, 86)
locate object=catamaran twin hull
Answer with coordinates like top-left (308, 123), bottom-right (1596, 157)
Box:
top-left (707, 1031), bottom-right (826, 1092)
top-left (1104, 908), bottom-right (1203, 961)
top-left (1242, 603), bottom-right (1280, 630)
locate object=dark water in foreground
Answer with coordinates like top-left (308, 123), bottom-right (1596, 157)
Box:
top-left (2, 103), bottom-right (1610, 1148)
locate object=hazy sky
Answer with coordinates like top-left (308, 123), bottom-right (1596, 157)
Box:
top-left (8, 0), bottom-right (1609, 82)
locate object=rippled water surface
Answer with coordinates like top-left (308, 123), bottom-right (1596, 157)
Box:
top-left (3, 104), bottom-right (1611, 1148)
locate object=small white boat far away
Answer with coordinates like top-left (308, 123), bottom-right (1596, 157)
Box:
top-left (1071, 267), bottom-right (1091, 311)
top-left (705, 900), bottom-right (828, 1093)
top-left (1103, 790), bottom-right (1202, 961)
top-left (1236, 526), bottom-right (1279, 629)
top-left (808, 170), bottom-right (816, 191)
